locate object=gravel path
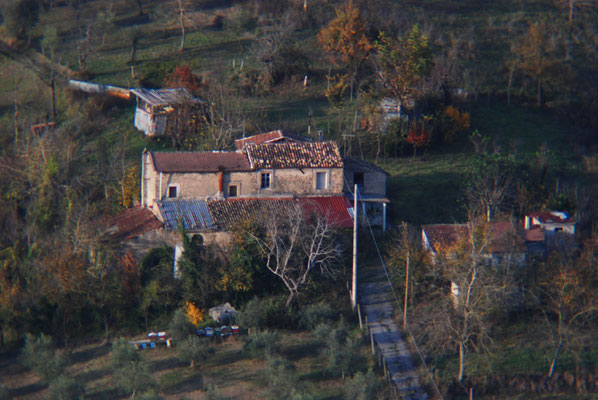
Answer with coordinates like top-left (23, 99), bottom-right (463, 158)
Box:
top-left (360, 266), bottom-right (428, 400)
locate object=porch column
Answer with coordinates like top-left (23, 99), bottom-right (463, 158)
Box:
top-left (383, 202), bottom-right (387, 232)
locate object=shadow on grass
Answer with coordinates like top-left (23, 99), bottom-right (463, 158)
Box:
top-left (74, 367), bottom-right (112, 384)
top-left (206, 348), bottom-right (248, 366)
top-left (161, 371), bottom-right (205, 395)
top-left (86, 386), bottom-right (123, 400)
top-left (388, 170), bottom-right (464, 225)
top-left (70, 343), bottom-right (112, 365)
top-left (283, 341), bottom-right (322, 362)
top-left (8, 381), bottom-right (46, 398)
top-left (148, 356), bottom-right (187, 372)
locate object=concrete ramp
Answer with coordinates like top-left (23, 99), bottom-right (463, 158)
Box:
top-left (360, 267), bottom-right (428, 400)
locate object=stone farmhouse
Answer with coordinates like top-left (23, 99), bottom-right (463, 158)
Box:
top-left (139, 131), bottom-right (389, 237)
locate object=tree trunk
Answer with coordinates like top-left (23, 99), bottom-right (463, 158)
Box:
top-left (537, 78), bottom-right (542, 106)
top-left (458, 341), bottom-right (466, 382)
top-left (486, 204), bottom-right (492, 222)
top-left (129, 36), bottom-right (139, 64)
top-left (102, 313), bottom-right (110, 345)
top-left (507, 68), bottom-right (513, 106)
top-left (51, 76), bottom-right (56, 117)
top-left (178, 0), bottom-right (186, 52)
top-left (403, 250), bottom-right (409, 329)
top-left (548, 337), bottom-right (563, 378)
top-left (569, 0), bottom-right (574, 22)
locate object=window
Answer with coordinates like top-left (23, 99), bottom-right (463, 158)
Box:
top-left (168, 186), bottom-right (178, 198)
top-left (260, 172), bottom-right (271, 189)
top-left (353, 172), bottom-right (364, 187)
top-left (228, 185), bottom-right (238, 197)
top-left (316, 171), bottom-right (327, 190)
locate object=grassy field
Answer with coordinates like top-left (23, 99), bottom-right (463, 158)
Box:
top-left (0, 331), bottom-right (384, 399)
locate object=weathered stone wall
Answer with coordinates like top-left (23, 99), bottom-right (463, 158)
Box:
top-left (344, 170), bottom-right (387, 196)
top-left (259, 168), bottom-right (343, 195)
top-left (142, 165), bottom-right (345, 202)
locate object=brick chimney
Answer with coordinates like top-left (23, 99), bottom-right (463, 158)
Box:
top-left (217, 166), bottom-right (224, 198)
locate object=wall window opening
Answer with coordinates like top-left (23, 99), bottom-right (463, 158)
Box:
top-left (354, 172), bottom-right (364, 187)
top-left (168, 186), bottom-right (178, 198)
top-left (261, 173), bottom-right (271, 189)
top-left (316, 172), bottom-right (327, 189)
top-left (229, 185), bottom-right (238, 197)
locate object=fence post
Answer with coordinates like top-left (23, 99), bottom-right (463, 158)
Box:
top-left (370, 327), bottom-right (375, 355)
top-left (382, 355), bottom-right (387, 377)
top-left (357, 303), bottom-right (363, 331)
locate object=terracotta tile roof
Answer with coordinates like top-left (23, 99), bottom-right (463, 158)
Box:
top-left (246, 142), bottom-right (343, 169)
top-left (150, 151), bottom-right (251, 173)
top-left (422, 221), bottom-right (524, 254)
top-left (207, 198), bottom-right (294, 229)
top-left (109, 207), bottom-right (163, 240)
top-left (235, 130), bottom-right (308, 150)
top-left (207, 196), bottom-right (353, 230)
top-left (525, 225), bottom-right (545, 242)
top-left (531, 211), bottom-right (574, 224)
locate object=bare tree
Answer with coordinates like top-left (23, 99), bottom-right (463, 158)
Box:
top-left (251, 202), bottom-right (342, 306)
top-left (535, 244), bottom-right (597, 378)
top-left (414, 215), bottom-right (516, 382)
top-left (465, 153), bottom-right (515, 222)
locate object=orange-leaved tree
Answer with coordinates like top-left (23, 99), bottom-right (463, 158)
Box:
top-left (510, 21), bottom-right (560, 106)
top-left (164, 65), bottom-right (204, 96)
top-left (317, 1), bottom-right (372, 98)
top-left (184, 301), bottom-right (205, 326)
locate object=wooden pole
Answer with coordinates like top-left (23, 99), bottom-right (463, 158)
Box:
top-left (403, 248), bottom-right (409, 330)
top-left (351, 184), bottom-right (358, 310)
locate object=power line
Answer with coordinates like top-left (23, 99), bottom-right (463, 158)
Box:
top-left (357, 199), bottom-right (444, 400)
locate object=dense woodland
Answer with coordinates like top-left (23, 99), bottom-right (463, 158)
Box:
top-left (0, 0), bottom-right (597, 398)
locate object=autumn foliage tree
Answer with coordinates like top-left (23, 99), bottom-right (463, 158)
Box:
top-left (511, 21), bottom-right (561, 106)
top-left (405, 120), bottom-right (431, 156)
top-left (164, 65), bottom-right (204, 96)
top-left (374, 25), bottom-right (433, 114)
top-left (317, 1), bottom-right (372, 97)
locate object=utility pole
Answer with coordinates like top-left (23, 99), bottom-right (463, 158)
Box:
top-left (351, 184), bottom-right (358, 310)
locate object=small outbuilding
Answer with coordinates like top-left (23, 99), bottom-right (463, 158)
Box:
top-left (208, 303), bottom-right (237, 324)
top-left (131, 88), bottom-right (201, 136)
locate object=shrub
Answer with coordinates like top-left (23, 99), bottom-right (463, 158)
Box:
top-left (169, 309), bottom-right (197, 343)
top-left (47, 376), bottom-right (86, 400)
top-left (242, 330), bottom-right (281, 359)
top-left (0, 385), bottom-right (9, 400)
top-left (299, 302), bottom-right (339, 330)
top-left (343, 369), bottom-right (378, 400)
top-left (177, 336), bottom-right (214, 368)
top-left (136, 390), bottom-right (165, 400)
top-left (237, 297), bottom-right (298, 330)
top-left (263, 356), bottom-right (297, 399)
top-left (314, 321), bottom-right (365, 378)
top-left (111, 338), bottom-right (140, 369)
top-left (20, 333), bottom-right (68, 383)
top-left (117, 361), bottom-right (155, 398)
top-left (225, 7), bottom-right (258, 33)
